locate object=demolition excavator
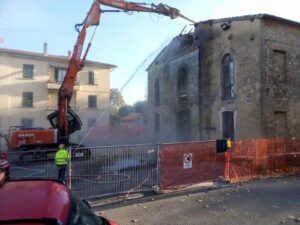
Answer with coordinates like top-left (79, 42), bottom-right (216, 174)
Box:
top-left (8, 0), bottom-right (195, 163)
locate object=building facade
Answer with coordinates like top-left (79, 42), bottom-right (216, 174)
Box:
top-left (0, 47), bottom-right (115, 147)
top-left (148, 14), bottom-right (300, 142)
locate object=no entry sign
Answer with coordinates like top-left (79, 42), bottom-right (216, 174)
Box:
top-left (183, 153), bottom-right (192, 169)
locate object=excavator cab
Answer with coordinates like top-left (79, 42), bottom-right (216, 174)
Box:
top-left (47, 109), bottom-right (82, 135)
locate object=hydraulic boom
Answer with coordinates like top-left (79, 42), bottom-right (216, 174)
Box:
top-left (48, 0), bottom-right (195, 145)
top-left (9, 0), bottom-right (194, 163)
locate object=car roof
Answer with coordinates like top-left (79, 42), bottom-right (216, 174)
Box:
top-left (0, 159), bottom-right (9, 167)
top-left (0, 179), bottom-right (70, 224)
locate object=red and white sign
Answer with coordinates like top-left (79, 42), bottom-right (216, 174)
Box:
top-left (183, 153), bottom-right (192, 169)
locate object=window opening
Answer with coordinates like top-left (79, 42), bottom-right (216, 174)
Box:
top-left (88, 71), bottom-right (95, 84)
top-left (23, 64), bottom-right (34, 79)
top-left (222, 111), bottom-right (234, 140)
top-left (222, 54), bottom-right (234, 100)
top-left (22, 92), bottom-right (33, 107)
top-left (55, 68), bottom-right (67, 82)
top-left (155, 78), bottom-right (160, 106)
top-left (88, 95), bottom-right (97, 108)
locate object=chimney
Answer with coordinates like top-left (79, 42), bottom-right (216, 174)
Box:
top-left (68, 50), bottom-right (71, 58)
top-left (43, 42), bottom-right (48, 55)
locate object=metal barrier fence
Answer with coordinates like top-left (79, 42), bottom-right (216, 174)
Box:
top-left (7, 137), bottom-right (300, 197)
top-left (8, 144), bottom-right (158, 199)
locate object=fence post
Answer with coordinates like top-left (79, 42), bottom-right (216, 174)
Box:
top-left (224, 139), bottom-right (232, 181)
top-left (68, 145), bottom-right (72, 189)
top-left (224, 151), bottom-right (230, 180)
top-left (157, 142), bottom-right (161, 192)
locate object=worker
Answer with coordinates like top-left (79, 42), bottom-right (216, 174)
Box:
top-left (55, 144), bottom-right (69, 184)
top-left (226, 138), bottom-right (232, 148)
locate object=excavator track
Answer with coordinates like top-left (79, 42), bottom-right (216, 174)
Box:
top-left (18, 145), bottom-right (91, 164)
top-left (19, 150), bottom-right (56, 164)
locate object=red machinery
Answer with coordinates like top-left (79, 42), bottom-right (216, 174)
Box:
top-left (8, 0), bottom-right (195, 163)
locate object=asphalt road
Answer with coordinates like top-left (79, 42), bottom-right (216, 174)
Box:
top-left (94, 176), bottom-right (300, 225)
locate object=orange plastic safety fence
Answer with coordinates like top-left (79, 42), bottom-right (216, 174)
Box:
top-left (228, 137), bottom-right (300, 182)
top-left (159, 137), bottom-right (300, 191)
top-left (159, 141), bottom-right (225, 190)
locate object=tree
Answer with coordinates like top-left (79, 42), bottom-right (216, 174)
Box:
top-left (134, 101), bottom-right (147, 113)
top-left (110, 88), bottom-right (126, 125)
top-left (118, 105), bottom-right (134, 118)
top-left (110, 88), bottom-right (125, 109)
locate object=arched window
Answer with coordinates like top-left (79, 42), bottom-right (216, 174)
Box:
top-left (222, 54), bottom-right (234, 100)
top-left (177, 67), bottom-right (188, 98)
top-left (155, 78), bottom-right (160, 106)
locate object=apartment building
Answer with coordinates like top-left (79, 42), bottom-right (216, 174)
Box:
top-left (0, 46), bottom-right (115, 146)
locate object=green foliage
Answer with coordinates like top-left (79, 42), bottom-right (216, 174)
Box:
top-left (118, 105), bottom-right (134, 118)
top-left (134, 101), bottom-right (147, 113)
top-left (110, 88), bottom-right (125, 108)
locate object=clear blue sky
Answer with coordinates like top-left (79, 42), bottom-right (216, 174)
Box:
top-left (1, 0), bottom-right (299, 104)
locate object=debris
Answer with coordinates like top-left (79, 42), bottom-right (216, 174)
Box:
top-left (204, 204), bottom-right (210, 208)
top-left (288, 215), bottom-right (295, 220)
top-left (98, 211), bottom-right (104, 215)
top-left (197, 199), bottom-right (203, 202)
top-left (131, 219), bottom-right (138, 223)
top-left (295, 218), bottom-right (300, 223)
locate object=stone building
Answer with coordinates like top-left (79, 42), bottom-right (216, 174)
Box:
top-left (147, 14), bottom-right (300, 142)
top-left (0, 45), bottom-right (115, 147)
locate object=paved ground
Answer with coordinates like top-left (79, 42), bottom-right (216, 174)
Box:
top-left (93, 176), bottom-right (300, 225)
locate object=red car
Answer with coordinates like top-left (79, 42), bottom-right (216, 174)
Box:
top-left (0, 179), bottom-right (119, 225)
top-left (0, 151), bottom-right (10, 182)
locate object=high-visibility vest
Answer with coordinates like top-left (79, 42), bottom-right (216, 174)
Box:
top-left (226, 139), bottom-right (232, 148)
top-left (55, 149), bottom-right (69, 166)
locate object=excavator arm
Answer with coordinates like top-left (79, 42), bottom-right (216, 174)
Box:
top-left (47, 0), bottom-right (195, 144)
top-left (96, 0), bottom-right (195, 23)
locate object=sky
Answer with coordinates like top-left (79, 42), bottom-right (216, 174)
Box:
top-left (0, 0), bottom-right (299, 105)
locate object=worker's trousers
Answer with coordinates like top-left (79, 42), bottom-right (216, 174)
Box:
top-left (57, 165), bottom-right (67, 184)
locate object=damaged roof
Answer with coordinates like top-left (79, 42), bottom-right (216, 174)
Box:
top-left (147, 13), bottom-right (300, 72)
top-left (147, 32), bottom-right (196, 71)
top-left (198, 14), bottom-right (300, 27)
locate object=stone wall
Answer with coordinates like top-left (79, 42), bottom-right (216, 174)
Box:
top-left (262, 18), bottom-right (300, 137)
top-left (148, 15), bottom-right (300, 142)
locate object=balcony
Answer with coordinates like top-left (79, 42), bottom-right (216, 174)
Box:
top-left (47, 80), bottom-right (80, 91)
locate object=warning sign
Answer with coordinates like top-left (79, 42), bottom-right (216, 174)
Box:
top-left (183, 153), bottom-right (192, 169)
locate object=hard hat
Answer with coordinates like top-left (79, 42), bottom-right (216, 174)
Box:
top-left (59, 144), bottom-right (65, 149)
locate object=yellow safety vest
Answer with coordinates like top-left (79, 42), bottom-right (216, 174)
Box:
top-left (55, 149), bottom-right (69, 166)
top-left (226, 139), bottom-right (232, 148)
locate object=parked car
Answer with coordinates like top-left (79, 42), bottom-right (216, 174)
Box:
top-left (0, 179), bottom-right (119, 225)
top-left (0, 151), bottom-right (10, 182)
